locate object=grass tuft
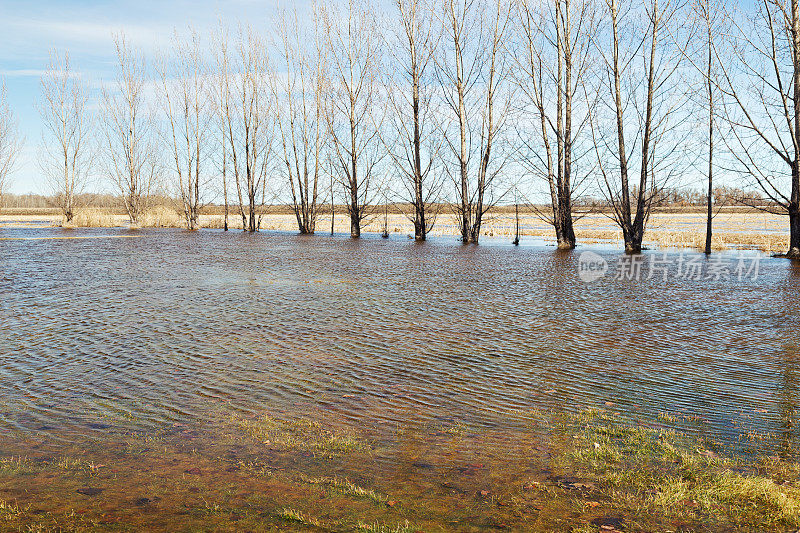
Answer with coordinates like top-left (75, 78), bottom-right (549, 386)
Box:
top-left (356, 520), bottom-right (414, 533)
top-left (278, 507), bottom-right (324, 528)
top-left (299, 474), bottom-right (387, 503)
top-left (0, 498), bottom-right (21, 519)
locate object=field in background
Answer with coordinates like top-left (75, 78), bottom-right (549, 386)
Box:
top-left (0, 206), bottom-right (790, 253)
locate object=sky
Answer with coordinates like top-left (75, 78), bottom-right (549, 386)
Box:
top-left (1, 0), bottom-right (317, 194)
top-left (0, 0), bottom-right (768, 198)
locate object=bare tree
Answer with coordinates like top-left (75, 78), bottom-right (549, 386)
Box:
top-left (438, 0), bottom-right (513, 244)
top-left (219, 123), bottom-right (230, 231)
top-left (689, 0), bottom-right (727, 255)
top-left (0, 82), bottom-right (21, 206)
top-left (39, 51), bottom-right (93, 225)
top-left (715, 0), bottom-right (800, 258)
top-left (212, 26), bottom-right (231, 232)
top-left (673, 0), bottom-right (728, 254)
top-left (100, 34), bottom-right (158, 227)
top-left (321, 0), bottom-right (385, 238)
top-left (216, 25), bottom-right (274, 233)
top-left (699, 0), bottom-right (715, 255)
top-left (384, 0), bottom-right (445, 241)
top-left (515, 0), bottom-right (596, 250)
top-left (157, 30), bottom-right (213, 230)
top-left (273, 9), bottom-right (328, 235)
top-left (591, 0), bottom-right (688, 253)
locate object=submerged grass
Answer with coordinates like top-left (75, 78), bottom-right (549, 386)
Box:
top-left (234, 414), bottom-right (368, 458)
top-left (0, 456), bottom-right (39, 476)
top-left (0, 455), bottom-right (94, 477)
top-left (299, 474), bottom-right (388, 503)
top-left (278, 507), bottom-right (325, 528)
top-left (2, 409), bottom-right (800, 531)
top-left (356, 520), bottom-right (414, 532)
top-left (0, 498), bottom-right (22, 519)
top-left (555, 408), bottom-right (800, 531)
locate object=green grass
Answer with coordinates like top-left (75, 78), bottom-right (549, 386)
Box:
top-left (0, 456), bottom-right (39, 476)
top-left (3, 408), bottom-right (800, 531)
top-left (0, 498), bottom-right (21, 519)
top-left (0, 455), bottom-right (94, 477)
top-left (356, 520), bottom-right (414, 532)
top-left (278, 507), bottom-right (324, 528)
top-left (299, 474), bottom-right (388, 504)
top-left (554, 408), bottom-right (800, 530)
top-left (235, 414), bottom-right (368, 458)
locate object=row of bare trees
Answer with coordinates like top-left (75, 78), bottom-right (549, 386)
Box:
top-left (3, 0), bottom-right (800, 255)
top-left (515, 0), bottom-right (800, 257)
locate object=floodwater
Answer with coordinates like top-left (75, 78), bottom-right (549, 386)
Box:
top-left (1, 227), bottom-right (799, 531)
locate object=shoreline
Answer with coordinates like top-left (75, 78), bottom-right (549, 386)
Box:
top-left (0, 208), bottom-right (792, 254)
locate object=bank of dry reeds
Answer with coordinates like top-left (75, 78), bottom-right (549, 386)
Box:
top-left (71, 208), bottom-right (117, 228)
top-left (68, 206), bottom-right (182, 229)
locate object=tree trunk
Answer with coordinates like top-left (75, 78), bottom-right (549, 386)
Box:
top-left (560, 0), bottom-right (576, 250)
top-left (349, 111), bottom-right (361, 239)
top-left (248, 194), bottom-right (256, 233)
top-left (705, 14), bottom-right (713, 255)
top-left (460, 159), bottom-right (470, 244)
top-left (222, 136), bottom-right (229, 231)
top-left (128, 183), bottom-right (140, 227)
top-left (557, 198), bottom-right (576, 249)
top-left (65, 188), bottom-right (74, 224)
top-left (790, 0), bottom-right (800, 258)
top-left (413, 59), bottom-right (426, 242)
top-left (789, 202), bottom-right (800, 258)
top-left (223, 188), bottom-right (229, 232)
top-left (350, 206), bottom-right (360, 238)
top-left (705, 176), bottom-right (713, 255)
top-left (330, 177), bottom-right (335, 236)
top-left (625, 235), bottom-right (643, 254)
top-left (414, 185), bottom-right (426, 241)
top-left (456, 35), bottom-right (470, 244)
top-left (789, 159), bottom-right (800, 258)
top-left (610, 0), bottom-right (632, 250)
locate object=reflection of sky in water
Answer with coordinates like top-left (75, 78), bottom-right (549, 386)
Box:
top-left (0, 227), bottom-right (798, 457)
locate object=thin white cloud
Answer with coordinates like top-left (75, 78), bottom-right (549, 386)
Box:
top-left (0, 69), bottom-right (83, 79)
top-left (6, 17), bottom-right (174, 53)
top-left (0, 69), bottom-right (51, 78)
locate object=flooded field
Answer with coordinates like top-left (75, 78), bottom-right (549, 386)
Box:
top-left (1, 208), bottom-right (793, 253)
top-left (1, 227), bottom-right (800, 531)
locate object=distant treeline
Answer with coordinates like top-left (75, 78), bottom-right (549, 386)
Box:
top-left (1, 185), bottom-right (771, 214)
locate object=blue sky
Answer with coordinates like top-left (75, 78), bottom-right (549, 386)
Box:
top-left (1, 0), bottom-right (317, 194)
top-left (0, 0), bottom-right (764, 197)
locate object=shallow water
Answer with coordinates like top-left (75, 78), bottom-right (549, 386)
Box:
top-left (1, 227), bottom-right (799, 530)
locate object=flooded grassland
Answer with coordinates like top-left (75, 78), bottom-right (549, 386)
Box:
top-left (1, 228), bottom-right (800, 531)
top-left (0, 208), bottom-right (793, 253)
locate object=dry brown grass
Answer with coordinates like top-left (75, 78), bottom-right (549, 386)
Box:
top-left (72, 208), bottom-right (117, 228)
top-left (139, 205), bottom-right (181, 228)
top-left (69, 206), bottom-right (182, 229)
top-left (647, 230), bottom-right (789, 254)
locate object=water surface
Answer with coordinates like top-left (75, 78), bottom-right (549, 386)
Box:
top-left (1, 227), bottom-right (798, 530)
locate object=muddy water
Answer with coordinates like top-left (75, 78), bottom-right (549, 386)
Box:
top-left (1, 227), bottom-right (799, 531)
